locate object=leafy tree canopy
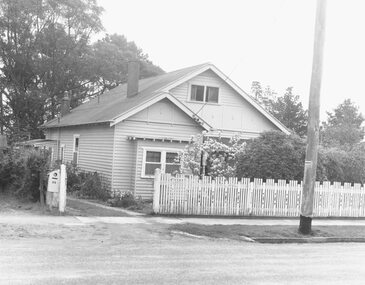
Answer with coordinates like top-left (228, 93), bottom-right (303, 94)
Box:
top-left (251, 82), bottom-right (307, 137)
top-left (321, 99), bottom-right (364, 149)
top-left (0, 0), bottom-right (163, 142)
top-left (270, 87), bottom-right (308, 137)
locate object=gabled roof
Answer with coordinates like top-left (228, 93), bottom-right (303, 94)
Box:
top-left (41, 63), bottom-right (290, 134)
top-left (42, 63), bottom-right (210, 129)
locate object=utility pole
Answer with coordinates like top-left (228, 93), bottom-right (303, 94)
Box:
top-left (299, 0), bottom-right (327, 234)
top-left (0, 91), bottom-right (3, 135)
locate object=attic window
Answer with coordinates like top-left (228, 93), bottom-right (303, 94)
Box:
top-left (190, 85), bottom-right (219, 103)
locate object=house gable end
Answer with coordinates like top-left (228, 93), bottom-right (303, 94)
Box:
top-left (169, 68), bottom-right (290, 135)
top-left (119, 98), bottom-right (205, 131)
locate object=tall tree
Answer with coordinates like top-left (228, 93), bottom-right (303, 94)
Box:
top-left (0, 0), bottom-right (103, 141)
top-left (321, 99), bottom-right (364, 149)
top-left (270, 87), bottom-right (308, 137)
top-left (0, 0), bottom-right (163, 142)
top-left (250, 81), bottom-right (275, 110)
top-left (88, 34), bottom-right (164, 96)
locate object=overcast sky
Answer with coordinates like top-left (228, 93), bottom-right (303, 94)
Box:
top-left (97, 0), bottom-right (365, 121)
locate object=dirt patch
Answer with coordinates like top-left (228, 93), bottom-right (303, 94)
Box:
top-left (0, 192), bottom-right (44, 215)
top-left (0, 192), bottom-right (132, 217)
top-left (0, 222), bottom-right (112, 240)
top-left (170, 223), bottom-right (365, 241)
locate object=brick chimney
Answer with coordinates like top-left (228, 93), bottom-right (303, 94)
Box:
top-left (60, 92), bottom-right (70, 117)
top-left (127, 60), bottom-right (140, 98)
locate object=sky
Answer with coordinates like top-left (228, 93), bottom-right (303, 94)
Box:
top-left (96, 0), bottom-right (365, 121)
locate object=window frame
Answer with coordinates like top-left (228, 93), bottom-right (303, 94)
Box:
top-left (73, 134), bottom-right (80, 165)
top-left (188, 83), bottom-right (220, 104)
top-left (141, 147), bottom-right (181, 178)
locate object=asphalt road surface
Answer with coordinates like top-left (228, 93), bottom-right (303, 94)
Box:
top-left (1, 220), bottom-right (365, 285)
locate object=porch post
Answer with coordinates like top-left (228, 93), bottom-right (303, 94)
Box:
top-left (153, 168), bottom-right (161, 214)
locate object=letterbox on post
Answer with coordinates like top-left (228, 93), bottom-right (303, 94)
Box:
top-left (47, 170), bottom-right (60, 192)
top-left (46, 169), bottom-right (60, 208)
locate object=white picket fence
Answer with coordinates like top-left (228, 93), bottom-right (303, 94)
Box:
top-left (152, 171), bottom-right (365, 217)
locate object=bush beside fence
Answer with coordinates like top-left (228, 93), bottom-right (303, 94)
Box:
top-left (153, 172), bottom-right (365, 217)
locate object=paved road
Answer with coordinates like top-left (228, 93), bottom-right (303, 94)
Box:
top-left (1, 218), bottom-right (365, 285)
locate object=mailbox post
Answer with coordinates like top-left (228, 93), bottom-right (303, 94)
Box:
top-left (59, 164), bottom-right (67, 213)
top-left (46, 164), bottom-right (67, 213)
top-left (46, 169), bottom-right (60, 209)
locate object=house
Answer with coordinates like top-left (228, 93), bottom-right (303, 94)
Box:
top-left (41, 62), bottom-right (290, 199)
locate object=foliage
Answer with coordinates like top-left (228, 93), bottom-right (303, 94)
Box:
top-left (0, 0), bottom-right (163, 142)
top-left (343, 144), bottom-right (365, 184)
top-left (269, 87), bottom-right (308, 137)
top-left (179, 132), bottom-right (245, 178)
top-left (89, 34), bottom-right (164, 93)
top-left (250, 81), bottom-right (276, 110)
top-left (109, 191), bottom-right (141, 208)
top-left (319, 147), bottom-right (347, 182)
top-left (0, 152), bottom-right (13, 190)
top-left (65, 163), bottom-right (110, 201)
top-left (236, 131), bottom-right (306, 181)
top-left (236, 130), bottom-right (365, 184)
top-left (65, 163), bottom-right (82, 192)
top-left (0, 148), bottom-right (49, 200)
top-left (251, 82), bottom-right (308, 137)
top-left (321, 99), bottom-right (364, 150)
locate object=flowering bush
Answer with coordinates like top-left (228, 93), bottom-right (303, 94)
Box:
top-left (179, 132), bottom-right (245, 178)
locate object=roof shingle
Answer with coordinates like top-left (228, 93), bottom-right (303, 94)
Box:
top-left (42, 63), bottom-right (210, 128)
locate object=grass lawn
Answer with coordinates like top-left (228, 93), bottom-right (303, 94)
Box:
top-left (170, 223), bottom-right (365, 241)
top-left (66, 199), bottom-right (130, 217)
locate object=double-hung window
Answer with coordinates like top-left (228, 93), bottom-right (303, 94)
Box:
top-left (190, 84), bottom-right (219, 103)
top-left (73, 135), bottom-right (80, 165)
top-left (142, 149), bottom-right (180, 178)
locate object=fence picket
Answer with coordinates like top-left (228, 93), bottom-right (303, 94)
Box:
top-left (156, 173), bottom-right (365, 217)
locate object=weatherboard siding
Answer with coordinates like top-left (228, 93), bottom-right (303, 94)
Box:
top-left (170, 69), bottom-right (278, 135)
top-left (46, 124), bottom-right (114, 188)
top-left (135, 140), bottom-right (184, 199)
top-left (112, 99), bottom-right (203, 199)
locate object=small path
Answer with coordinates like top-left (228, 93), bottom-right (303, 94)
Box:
top-left (67, 197), bottom-right (144, 217)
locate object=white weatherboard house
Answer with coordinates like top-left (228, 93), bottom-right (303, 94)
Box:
top-left (42, 62), bottom-right (290, 199)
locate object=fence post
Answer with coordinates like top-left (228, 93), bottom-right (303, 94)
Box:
top-left (153, 168), bottom-right (161, 214)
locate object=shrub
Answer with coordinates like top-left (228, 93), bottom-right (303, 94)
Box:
top-left (236, 131), bottom-right (306, 181)
top-left (109, 191), bottom-right (138, 208)
top-left (343, 144), bottom-right (365, 183)
top-left (16, 150), bottom-right (49, 201)
top-left (65, 164), bottom-right (110, 201)
top-left (65, 163), bottom-right (82, 192)
top-left (319, 147), bottom-right (347, 182)
top-left (0, 149), bottom-right (49, 201)
top-left (0, 152), bottom-right (13, 190)
top-left (109, 191), bottom-right (147, 211)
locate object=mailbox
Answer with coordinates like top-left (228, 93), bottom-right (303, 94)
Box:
top-left (47, 170), bottom-right (60, 193)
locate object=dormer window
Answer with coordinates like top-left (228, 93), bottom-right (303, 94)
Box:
top-left (190, 84), bottom-right (219, 103)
